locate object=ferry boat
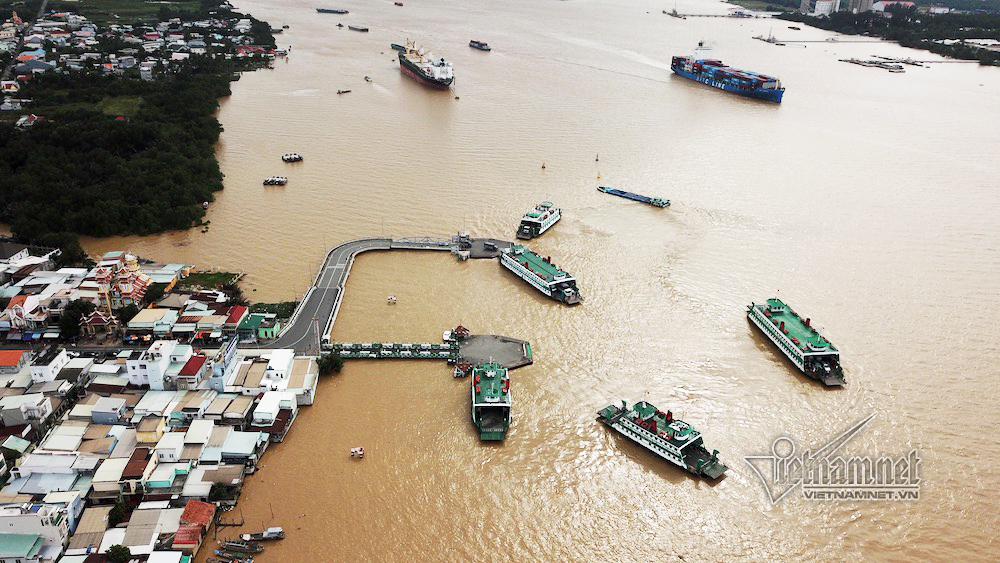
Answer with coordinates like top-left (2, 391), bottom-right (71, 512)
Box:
top-left (499, 245), bottom-right (581, 305)
top-left (747, 298), bottom-right (845, 386)
top-left (471, 361), bottom-right (511, 441)
top-left (597, 401), bottom-right (727, 479)
top-left (263, 176), bottom-right (287, 186)
top-left (516, 202), bottom-right (560, 240)
top-left (671, 42), bottom-right (784, 103)
top-left (281, 153), bottom-right (303, 162)
top-left (397, 40), bottom-right (453, 89)
top-left (469, 40), bottom-right (491, 51)
top-left (316, 8), bottom-right (349, 14)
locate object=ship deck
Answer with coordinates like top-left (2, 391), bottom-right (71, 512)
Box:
top-left (472, 363), bottom-right (510, 404)
top-left (755, 298), bottom-right (836, 353)
top-left (507, 246), bottom-right (570, 283)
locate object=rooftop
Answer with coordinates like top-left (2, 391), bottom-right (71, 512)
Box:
top-left (755, 298), bottom-right (837, 353)
top-left (0, 350), bottom-right (29, 368)
top-left (472, 362), bottom-right (510, 405)
top-left (0, 533), bottom-right (43, 558)
top-left (504, 245), bottom-right (572, 283)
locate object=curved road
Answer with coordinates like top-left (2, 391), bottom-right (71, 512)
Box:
top-left (265, 237), bottom-right (458, 353)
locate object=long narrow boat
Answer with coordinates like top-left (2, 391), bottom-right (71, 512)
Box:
top-left (598, 186), bottom-right (669, 207)
top-left (316, 8), bottom-right (349, 14)
top-left (747, 298), bottom-right (845, 386)
top-left (597, 401), bottom-right (727, 479)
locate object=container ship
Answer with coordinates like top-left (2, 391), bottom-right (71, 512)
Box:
top-left (671, 42), bottom-right (784, 103)
top-left (597, 401), bottom-right (727, 479)
top-left (747, 298), bottom-right (845, 386)
top-left (397, 41), bottom-right (453, 89)
top-left (499, 245), bottom-right (581, 305)
top-left (471, 361), bottom-right (511, 441)
top-left (598, 186), bottom-right (669, 208)
top-left (516, 202), bottom-right (560, 240)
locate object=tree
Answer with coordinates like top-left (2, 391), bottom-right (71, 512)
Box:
top-left (108, 500), bottom-right (128, 527)
top-left (59, 299), bottom-right (96, 339)
top-left (209, 482), bottom-right (239, 501)
top-left (106, 544), bottom-right (131, 563)
top-left (118, 304), bottom-right (140, 324)
top-left (223, 282), bottom-right (249, 306)
top-left (317, 351), bottom-right (344, 376)
top-left (144, 284), bottom-right (166, 305)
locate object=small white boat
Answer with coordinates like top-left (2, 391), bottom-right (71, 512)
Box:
top-left (282, 153), bottom-right (303, 162)
top-left (263, 176), bottom-right (288, 186)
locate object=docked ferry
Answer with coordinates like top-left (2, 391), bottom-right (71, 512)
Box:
top-left (397, 41), bottom-right (453, 89)
top-left (747, 298), bottom-right (845, 386)
top-left (516, 202), bottom-right (561, 240)
top-left (471, 361), bottom-right (511, 441)
top-left (499, 245), bottom-right (581, 305)
top-left (670, 42), bottom-right (784, 103)
top-left (597, 401), bottom-right (727, 479)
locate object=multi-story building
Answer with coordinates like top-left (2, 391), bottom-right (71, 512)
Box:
top-left (126, 340), bottom-right (193, 390)
top-left (30, 348), bottom-right (69, 383)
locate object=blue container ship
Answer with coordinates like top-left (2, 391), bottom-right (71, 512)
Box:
top-left (671, 43), bottom-right (784, 103)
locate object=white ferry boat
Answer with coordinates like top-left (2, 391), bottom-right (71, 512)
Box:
top-left (499, 245), bottom-right (580, 305)
top-left (516, 202), bottom-right (561, 240)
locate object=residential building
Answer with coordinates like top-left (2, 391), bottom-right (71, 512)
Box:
top-left (251, 391), bottom-right (297, 442)
top-left (0, 504), bottom-right (69, 560)
top-left (91, 397), bottom-right (126, 425)
top-left (153, 432), bottom-right (184, 463)
top-left (0, 350), bottom-right (30, 375)
top-left (136, 415), bottom-right (166, 445)
top-left (237, 312), bottom-right (281, 340)
top-left (0, 394), bottom-right (53, 427)
top-left (175, 354), bottom-right (208, 390)
top-left (30, 348), bottom-right (69, 383)
top-left (126, 340), bottom-right (192, 390)
top-left (0, 533), bottom-right (55, 562)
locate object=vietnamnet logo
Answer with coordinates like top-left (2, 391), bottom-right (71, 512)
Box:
top-left (745, 414), bottom-right (921, 504)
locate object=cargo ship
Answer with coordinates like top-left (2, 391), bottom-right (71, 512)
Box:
top-left (471, 361), bottom-right (511, 441)
top-left (397, 41), bottom-right (453, 89)
top-left (597, 401), bottom-right (727, 479)
top-left (747, 298), bottom-right (845, 386)
top-left (316, 8), bottom-right (349, 14)
top-left (516, 202), bottom-right (560, 240)
top-left (598, 186), bottom-right (669, 208)
top-left (671, 42), bottom-right (784, 103)
top-left (499, 245), bottom-right (581, 305)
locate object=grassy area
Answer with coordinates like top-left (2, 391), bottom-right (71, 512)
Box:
top-left (47, 0), bottom-right (203, 25)
top-left (97, 95), bottom-right (142, 117)
top-left (250, 301), bottom-right (298, 319)
top-left (178, 271), bottom-right (239, 289)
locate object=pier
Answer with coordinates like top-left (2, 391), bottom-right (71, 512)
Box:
top-left (265, 235), bottom-right (513, 354)
top-left (329, 341), bottom-right (459, 360)
top-left (324, 334), bottom-right (533, 371)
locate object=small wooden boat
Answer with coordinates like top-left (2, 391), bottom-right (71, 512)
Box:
top-left (337, 89), bottom-right (351, 94)
top-left (240, 527), bottom-right (285, 541)
top-left (219, 540), bottom-right (264, 553)
top-left (469, 40), bottom-right (491, 51)
top-left (395, 1), bottom-right (403, 5)
top-left (348, 25), bottom-right (368, 32)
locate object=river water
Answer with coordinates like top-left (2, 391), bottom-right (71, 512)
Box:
top-left (77, 0), bottom-right (1000, 560)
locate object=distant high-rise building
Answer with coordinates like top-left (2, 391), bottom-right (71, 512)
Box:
top-left (814, 0), bottom-right (835, 14)
top-left (799, 0), bottom-right (812, 13)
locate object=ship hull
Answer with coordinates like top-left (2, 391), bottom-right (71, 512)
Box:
top-left (671, 66), bottom-right (784, 103)
top-left (747, 305), bottom-right (845, 386)
top-left (399, 56), bottom-right (453, 89)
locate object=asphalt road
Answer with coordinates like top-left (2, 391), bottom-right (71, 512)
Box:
top-left (266, 238), bottom-right (392, 354)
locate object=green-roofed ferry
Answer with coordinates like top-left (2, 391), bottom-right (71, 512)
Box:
top-left (597, 401), bottom-right (727, 479)
top-left (747, 298), bottom-right (845, 386)
top-left (499, 245), bottom-right (581, 305)
top-left (471, 361), bottom-right (511, 441)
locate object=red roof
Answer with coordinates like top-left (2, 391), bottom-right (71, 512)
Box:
top-left (178, 355), bottom-right (208, 377)
top-left (172, 523), bottom-right (203, 547)
top-left (0, 350), bottom-right (29, 368)
top-left (225, 305), bottom-right (248, 325)
top-left (179, 500), bottom-right (215, 529)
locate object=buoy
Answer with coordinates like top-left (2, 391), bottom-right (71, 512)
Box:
top-left (597, 171), bottom-right (601, 179)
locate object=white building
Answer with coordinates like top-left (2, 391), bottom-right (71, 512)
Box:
top-left (814, 0), bottom-right (835, 14)
top-left (0, 394), bottom-right (53, 427)
top-left (0, 504), bottom-right (70, 558)
top-left (251, 391), bottom-right (296, 427)
top-left (30, 348), bottom-right (69, 383)
top-left (126, 340), bottom-right (193, 390)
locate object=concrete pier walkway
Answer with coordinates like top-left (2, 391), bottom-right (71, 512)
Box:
top-left (265, 236), bottom-right (509, 354)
